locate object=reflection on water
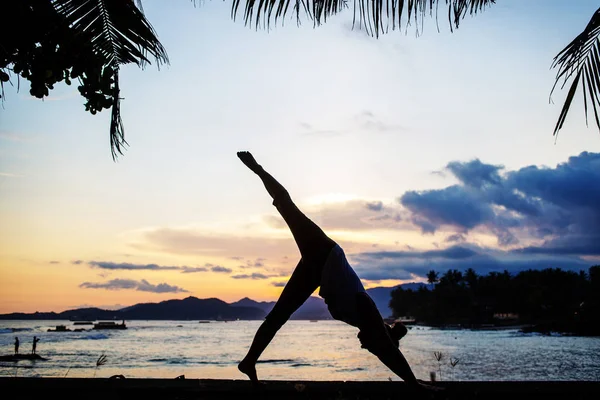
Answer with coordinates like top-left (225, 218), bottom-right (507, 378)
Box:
top-left (1, 320), bottom-right (599, 380)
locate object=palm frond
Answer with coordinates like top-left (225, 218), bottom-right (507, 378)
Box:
top-left (550, 8), bottom-right (600, 137)
top-left (230, 0), bottom-right (495, 37)
top-left (110, 69), bottom-right (127, 160)
top-left (52, 0), bottom-right (168, 67)
top-left (51, 0), bottom-right (169, 159)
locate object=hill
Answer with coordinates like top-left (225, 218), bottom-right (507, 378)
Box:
top-left (0, 284), bottom-right (425, 321)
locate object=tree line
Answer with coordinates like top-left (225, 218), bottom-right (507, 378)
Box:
top-left (389, 266), bottom-right (600, 335)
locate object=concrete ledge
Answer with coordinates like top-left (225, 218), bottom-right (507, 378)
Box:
top-left (1, 378), bottom-right (599, 400)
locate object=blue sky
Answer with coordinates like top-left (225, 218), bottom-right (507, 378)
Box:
top-left (1, 0), bottom-right (599, 312)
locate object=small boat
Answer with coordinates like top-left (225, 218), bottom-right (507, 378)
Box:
top-left (48, 325), bottom-right (71, 332)
top-left (93, 321), bottom-right (127, 330)
top-left (310, 320), bottom-right (318, 322)
top-left (198, 320), bottom-right (211, 324)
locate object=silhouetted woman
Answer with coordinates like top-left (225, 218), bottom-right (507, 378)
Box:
top-left (236, 152), bottom-right (434, 390)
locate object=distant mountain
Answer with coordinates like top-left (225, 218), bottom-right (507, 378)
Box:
top-left (119, 297), bottom-right (265, 320)
top-left (230, 297), bottom-right (273, 313)
top-left (0, 297), bottom-right (265, 321)
top-left (0, 284), bottom-right (426, 321)
top-left (230, 296), bottom-right (333, 320)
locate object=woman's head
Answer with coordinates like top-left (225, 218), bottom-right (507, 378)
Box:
top-left (386, 322), bottom-right (408, 347)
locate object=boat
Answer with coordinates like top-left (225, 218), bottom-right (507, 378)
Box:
top-left (198, 320), bottom-right (211, 324)
top-left (73, 321), bottom-right (94, 325)
top-left (93, 321), bottom-right (127, 330)
top-left (384, 317), bottom-right (417, 325)
top-left (47, 325), bottom-right (71, 332)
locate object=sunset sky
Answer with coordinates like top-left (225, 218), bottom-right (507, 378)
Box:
top-left (1, 0), bottom-right (599, 314)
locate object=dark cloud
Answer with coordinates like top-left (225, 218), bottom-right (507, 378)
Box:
top-left (398, 152), bottom-right (600, 253)
top-left (231, 273), bottom-right (269, 280)
top-left (180, 266), bottom-right (209, 273)
top-left (211, 265), bottom-right (233, 273)
top-left (79, 279), bottom-right (188, 293)
top-left (351, 245), bottom-right (591, 281)
top-left (366, 201), bottom-right (384, 211)
top-left (271, 281), bottom-right (287, 287)
top-left (84, 261), bottom-right (235, 274)
top-left (89, 261), bottom-right (181, 271)
top-left (358, 245), bottom-right (478, 261)
top-left (445, 233), bottom-right (466, 243)
top-left (49, 261), bottom-right (60, 264)
top-left (516, 235), bottom-right (600, 256)
top-left (400, 185), bottom-right (494, 233)
top-left (446, 159), bottom-right (503, 188)
top-left (71, 260), bottom-right (83, 265)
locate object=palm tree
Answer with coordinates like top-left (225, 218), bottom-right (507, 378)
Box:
top-left (2, 0), bottom-right (168, 160)
top-left (464, 268), bottom-right (479, 290)
top-left (426, 270), bottom-right (439, 290)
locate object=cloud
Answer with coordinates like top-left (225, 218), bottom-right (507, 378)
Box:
top-left (355, 110), bottom-right (407, 134)
top-left (366, 201), bottom-right (384, 211)
top-left (446, 159), bottom-right (503, 188)
top-left (132, 228), bottom-right (297, 259)
top-left (84, 261), bottom-right (233, 274)
top-left (231, 273), bottom-right (269, 280)
top-left (397, 152), bottom-right (600, 252)
top-left (300, 199), bottom-right (409, 231)
top-left (351, 244), bottom-right (591, 281)
top-left (298, 121), bottom-right (342, 137)
top-left (180, 266), bottom-right (209, 273)
top-left (79, 279), bottom-right (188, 293)
top-left (89, 261), bottom-right (181, 271)
top-left (271, 281), bottom-right (287, 287)
top-left (400, 185), bottom-right (494, 233)
top-left (445, 233), bottom-right (466, 243)
top-left (362, 245), bottom-right (479, 261)
top-left (71, 260), bottom-right (84, 265)
top-left (211, 265), bottom-right (232, 273)
top-left (49, 260), bottom-right (60, 264)
top-left (239, 258), bottom-right (266, 269)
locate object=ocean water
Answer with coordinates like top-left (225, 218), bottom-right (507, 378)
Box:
top-left (1, 320), bottom-right (599, 381)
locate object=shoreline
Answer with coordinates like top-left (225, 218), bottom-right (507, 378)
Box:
top-left (2, 377), bottom-right (599, 400)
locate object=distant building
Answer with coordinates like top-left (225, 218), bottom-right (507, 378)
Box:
top-left (493, 312), bottom-right (519, 320)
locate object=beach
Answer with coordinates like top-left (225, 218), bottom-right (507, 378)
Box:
top-left (3, 377), bottom-right (600, 400)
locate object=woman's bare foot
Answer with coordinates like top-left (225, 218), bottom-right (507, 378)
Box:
top-left (237, 151), bottom-right (262, 174)
top-left (238, 358), bottom-right (259, 383)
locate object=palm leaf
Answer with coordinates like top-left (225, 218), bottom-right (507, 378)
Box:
top-left (550, 7), bottom-right (600, 137)
top-left (52, 0), bottom-right (169, 159)
top-left (52, 0), bottom-right (168, 68)
top-left (230, 0), bottom-right (495, 37)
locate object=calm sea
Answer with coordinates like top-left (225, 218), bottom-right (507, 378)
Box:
top-left (1, 320), bottom-right (599, 381)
